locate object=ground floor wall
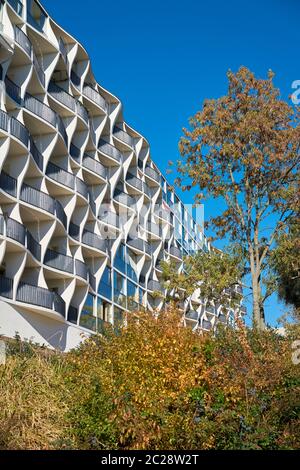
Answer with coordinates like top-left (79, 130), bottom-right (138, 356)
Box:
top-left (0, 300), bottom-right (91, 352)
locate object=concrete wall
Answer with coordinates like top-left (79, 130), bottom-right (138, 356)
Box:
top-left (0, 300), bottom-right (91, 351)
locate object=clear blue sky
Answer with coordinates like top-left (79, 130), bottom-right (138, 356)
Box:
top-left (42, 0), bottom-right (299, 326)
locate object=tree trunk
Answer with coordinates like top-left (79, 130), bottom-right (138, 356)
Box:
top-left (250, 251), bottom-right (266, 330)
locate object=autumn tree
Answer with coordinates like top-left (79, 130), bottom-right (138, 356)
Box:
top-left (161, 248), bottom-right (244, 312)
top-left (176, 67), bottom-right (300, 329)
top-left (271, 217), bottom-right (300, 316)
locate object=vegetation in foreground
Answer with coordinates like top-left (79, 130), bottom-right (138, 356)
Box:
top-left (0, 309), bottom-right (299, 450)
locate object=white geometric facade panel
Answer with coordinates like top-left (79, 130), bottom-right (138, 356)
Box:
top-left (0, 0), bottom-right (243, 350)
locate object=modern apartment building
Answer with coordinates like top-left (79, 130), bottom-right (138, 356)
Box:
top-left (0, 0), bottom-right (245, 351)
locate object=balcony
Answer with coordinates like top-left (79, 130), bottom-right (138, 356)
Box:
top-left (83, 84), bottom-right (107, 112)
top-left (26, 231), bottom-right (41, 261)
top-left (10, 116), bottom-right (29, 147)
top-left (24, 93), bottom-right (57, 127)
top-left (76, 101), bottom-right (89, 123)
top-left (0, 276), bottom-right (13, 299)
top-left (127, 238), bottom-right (144, 253)
top-left (99, 210), bottom-right (119, 228)
top-left (148, 279), bottom-right (162, 292)
top-left (147, 221), bottom-right (161, 237)
top-left (82, 153), bottom-right (107, 180)
top-left (89, 272), bottom-right (96, 292)
top-left (70, 143), bottom-right (81, 162)
top-left (69, 222), bottom-right (80, 241)
top-left (185, 310), bottom-right (199, 321)
top-left (145, 165), bottom-right (160, 183)
top-left (113, 127), bottom-right (134, 148)
top-left (20, 183), bottom-right (55, 215)
top-left (114, 190), bottom-right (135, 208)
top-left (202, 319), bottom-right (213, 331)
top-left (14, 25), bottom-right (32, 57)
top-left (126, 173), bottom-right (143, 192)
top-left (32, 51), bottom-right (45, 87)
top-left (169, 245), bottom-right (182, 260)
top-left (44, 248), bottom-right (74, 274)
top-left (82, 229), bottom-right (107, 253)
top-left (75, 177), bottom-right (89, 199)
top-left (29, 137), bottom-right (43, 171)
top-left (55, 200), bottom-right (67, 228)
top-left (5, 76), bottom-right (22, 105)
top-left (48, 81), bottom-right (76, 112)
top-left (205, 305), bottom-right (215, 315)
top-left (0, 110), bottom-right (9, 132)
top-left (0, 171), bottom-right (17, 197)
top-left (7, 0), bottom-right (23, 17)
top-left (71, 70), bottom-right (81, 88)
top-left (75, 259), bottom-right (88, 280)
top-left (6, 217), bottom-right (26, 245)
top-left (98, 139), bottom-right (122, 163)
top-left (46, 162), bottom-right (75, 189)
top-left (59, 38), bottom-right (68, 63)
top-left (218, 314), bottom-right (227, 324)
top-left (16, 282), bottom-right (65, 316)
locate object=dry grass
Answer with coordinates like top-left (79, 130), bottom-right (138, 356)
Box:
top-left (0, 343), bottom-right (70, 449)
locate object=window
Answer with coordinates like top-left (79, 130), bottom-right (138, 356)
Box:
top-left (98, 266), bottom-right (112, 299)
top-left (80, 293), bottom-right (96, 331)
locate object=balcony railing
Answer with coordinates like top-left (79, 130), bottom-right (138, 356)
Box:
top-left (55, 200), bottom-right (67, 227)
top-left (75, 177), bottom-right (89, 199)
top-left (10, 116), bottom-right (29, 147)
top-left (48, 81), bottom-right (76, 111)
top-left (59, 38), bottom-right (68, 63)
top-left (14, 25), bottom-right (32, 57)
top-left (6, 217), bottom-right (26, 245)
top-left (0, 276), bottom-right (13, 299)
top-left (185, 310), bottom-right (199, 321)
top-left (144, 242), bottom-right (152, 256)
top-left (0, 171), bottom-right (17, 197)
top-left (56, 115), bottom-right (68, 145)
top-left (169, 245), bottom-right (182, 259)
top-left (99, 210), bottom-right (119, 228)
top-left (205, 305), bottom-right (215, 315)
top-left (126, 173), bottom-right (143, 192)
top-left (5, 76), bottom-right (22, 105)
top-left (82, 154), bottom-right (107, 180)
top-left (127, 238), bottom-right (144, 253)
top-left (83, 84), bottom-right (107, 112)
top-left (113, 127), bottom-right (134, 147)
top-left (7, 0), bottom-right (23, 17)
top-left (89, 272), bottom-right (96, 291)
top-left (82, 229), bottom-right (107, 253)
top-left (76, 101), bottom-right (89, 123)
top-left (114, 190), bottom-right (135, 208)
top-left (44, 248), bottom-right (74, 274)
top-left (70, 143), bottom-right (81, 161)
top-left (29, 137), bottom-right (43, 171)
top-left (0, 110), bottom-right (9, 131)
top-left (26, 231), bottom-right (41, 261)
top-left (202, 319), bottom-right (212, 331)
top-left (46, 162), bottom-right (75, 189)
top-left (24, 93), bottom-right (56, 127)
top-left (75, 259), bottom-right (88, 280)
top-left (20, 183), bottom-right (55, 214)
top-left (69, 222), bottom-right (80, 241)
top-left (148, 279), bottom-right (162, 292)
top-left (32, 51), bottom-right (45, 87)
top-left (145, 165), bottom-right (160, 183)
top-left (98, 139), bottom-right (122, 163)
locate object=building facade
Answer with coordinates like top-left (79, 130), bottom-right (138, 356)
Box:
top-left (0, 0), bottom-right (244, 351)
